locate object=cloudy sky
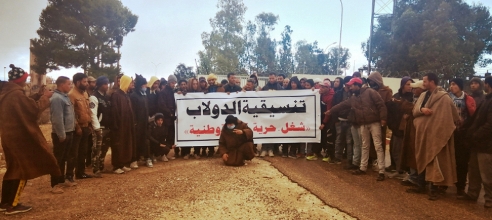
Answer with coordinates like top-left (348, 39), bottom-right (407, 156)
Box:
top-left (0, 0), bottom-right (491, 81)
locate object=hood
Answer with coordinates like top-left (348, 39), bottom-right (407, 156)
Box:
top-left (0, 82), bottom-right (22, 104)
top-left (368, 71), bottom-right (384, 88)
top-left (120, 75), bottom-right (132, 93)
top-left (148, 76), bottom-right (159, 89)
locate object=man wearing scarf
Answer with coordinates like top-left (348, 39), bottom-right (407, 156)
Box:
top-left (218, 115), bottom-right (255, 166)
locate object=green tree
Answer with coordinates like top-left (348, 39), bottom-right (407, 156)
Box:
top-left (174, 64), bottom-right (196, 81)
top-left (254, 12), bottom-right (279, 73)
top-left (294, 41), bottom-right (350, 75)
top-left (278, 25), bottom-right (294, 75)
top-left (30, 0), bottom-right (138, 81)
top-left (363, 0), bottom-right (492, 79)
top-left (199, 0), bottom-right (246, 75)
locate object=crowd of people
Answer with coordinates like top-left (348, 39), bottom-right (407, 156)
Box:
top-left (0, 63), bottom-right (491, 215)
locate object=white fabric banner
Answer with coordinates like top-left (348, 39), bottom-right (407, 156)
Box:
top-left (175, 90), bottom-right (321, 146)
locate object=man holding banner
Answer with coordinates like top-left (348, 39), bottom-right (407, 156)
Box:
top-left (218, 115), bottom-right (255, 166)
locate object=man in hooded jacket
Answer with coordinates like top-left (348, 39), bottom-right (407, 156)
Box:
top-left (367, 71), bottom-right (393, 170)
top-left (218, 115), bottom-right (255, 166)
top-left (131, 74), bottom-right (152, 168)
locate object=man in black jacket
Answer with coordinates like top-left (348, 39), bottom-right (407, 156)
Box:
top-left (224, 72), bottom-right (242, 93)
top-left (460, 76), bottom-right (492, 208)
top-left (91, 77), bottom-right (113, 174)
top-left (131, 74), bottom-right (152, 168)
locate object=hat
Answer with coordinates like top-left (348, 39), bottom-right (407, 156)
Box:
top-left (199, 77), bottom-right (206, 82)
top-left (352, 72), bottom-right (361, 78)
top-left (225, 115), bottom-right (238, 125)
top-left (207, 74), bottom-right (218, 81)
top-left (154, 113), bottom-right (164, 121)
top-left (134, 74), bottom-right (148, 89)
top-left (410, 81), bottom-right (424, 89)
top-left (96, 76), bottom-right (109, 87)
top-left (450, 78), bottom-right (464, 91)
top-left (7, 64), bottom-right (29, 83)
top-left (346, 77), bottom-right (363, 86)
top-left (119, 75), bottom-right (132, 93)
top-left (168, 75), bottom-right (177, 83)
top-left (148, 76), bottom-right (159, 87)
top-left (221, 79), bottom-right (228, 85)
top-left (320, 80), bottom-right (331, 87)
top-left (88, 76), bottom-right (96, 82)
top-left (400, 76), bottom-right (414, 89)
top-left (314, 78), bottom-right (322, 84)
top-left (343, 76), bottom-right (352, 84)
top-left (306, 79), bottom-right (315, 87)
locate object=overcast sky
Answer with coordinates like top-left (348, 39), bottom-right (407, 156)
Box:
top-left (1, 0), bottom-right (491, 81)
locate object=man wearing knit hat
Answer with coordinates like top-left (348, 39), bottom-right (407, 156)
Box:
top-left (131, 74), bottom-right (152, 168)
top-left (0, 65), bottom-right (60, 214)
top-left (449, 78), bottom-right (476, 197)
top-left (158, 75), bottom-right (179, 158)
top-left (468, 77), bottom-right (485, 107)
top-left (89, 76), bottom-right (113, 175)
top-left (87, 76), bottom-right (97, 95)
top-left (110, 75), bottom-right (136, 173)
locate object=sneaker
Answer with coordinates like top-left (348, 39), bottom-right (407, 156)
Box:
top-left (352, 169), bottom-right (366, 175)
top-left (51, 185), bottom-right (64, 194)
top-left (306, 155), bottom-right (318, 161)
top-left (0, 203), bottom-right (9, 212)
top-left (62, 179), bottom-right (77, 187)
top-left (122, 166), bottom-right (132, 172)
top-left (255, 152), bottom-right (260, 157)
top-left (5, 204), bottom-right (32, 215)
top-left (130, 161), bottom-right (139, 169)
top-left (169, 156), bottom-right (176, 160)
top-left (193, 154), bottom-right (200, 159)
top-left (146, 159), bottom-right (154, 168)
top-left (65, 176), bottom-right (76, 184)
top-left (113, 168), bottom-right (125, 174)
top-left (428, 191), bottom-right (439, 201)
top-left (400, 180), bottom-right (416, 187)
top-left (282, 153), bottom-right (288, 158)
top-left (457, 193), bottom-right (477, 201)
top-left (183, 155), bottom-right (190, 160)
top-left (93, 171), bottom-right (102, 178)
top-left (162, 155), bottom-right (169, 162)
top-left (377, 173), bottom-right (385, 181)
top-left (260, 151), bottom-right (267, 157)
top-left (322, 157), bottom-right (330, 162)
top-left (332, 158), bottom-right (342, 164)
top-left (288, 154), bottom-right (297, 159)
top-left (268, 150), bottom-right (274, 157)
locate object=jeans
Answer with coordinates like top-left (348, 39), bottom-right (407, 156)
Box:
top-left (360, 122), bottom-right (385, 174)
top-left (408, 168), bottom-right (419, 184)
top-left (73, 127), bottom-right (91, 176)
top-left (467, 151), bottom-right (492, 203)
top-left (51, 132), bottom-right (74, 187)
top-left (351, 125), bottom-right (362, 166)
top-left (282, 143), bottom-right (299, 156)
top-left (335, 121), bottom-right (353, 161)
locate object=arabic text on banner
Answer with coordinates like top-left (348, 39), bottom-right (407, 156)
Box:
top-left (175, 90), bottom-right (321, 147)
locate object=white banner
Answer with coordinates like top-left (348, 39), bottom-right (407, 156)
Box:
top-left (175, 90), bottom-right (321, 146)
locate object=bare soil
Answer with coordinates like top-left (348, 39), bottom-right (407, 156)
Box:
top-left (0, 124), bottom-right (353, 220)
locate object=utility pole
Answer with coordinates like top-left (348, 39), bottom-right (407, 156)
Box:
top-left (368, 0), bottom-right (395, 74)
top-left (337, 0), bottom-right (343, 76)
